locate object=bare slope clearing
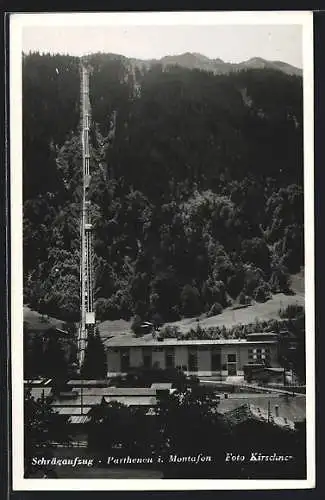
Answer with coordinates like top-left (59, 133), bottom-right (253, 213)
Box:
top-left (164, 292), bottom-right (304, 334)
top-left (99, 289), bottom-right (304, 342)
top-left (23, 306), bottom-right (63, 331)
top-left (98, 319), bottom-right (133, 339)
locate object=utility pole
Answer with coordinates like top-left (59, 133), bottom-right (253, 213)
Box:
top-left (77, 60), bottom-right (95, 371)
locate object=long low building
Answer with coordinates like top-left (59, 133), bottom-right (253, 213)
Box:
top-left (105, 336), bottom-right (280, 377)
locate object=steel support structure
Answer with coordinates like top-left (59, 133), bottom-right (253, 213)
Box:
top-left (78, 62), bottom-right (95, 369)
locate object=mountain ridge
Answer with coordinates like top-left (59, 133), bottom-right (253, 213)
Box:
top-left (24, 50), bottom-right (302, 77)
top-left (129, 52), bottom-right (301, 76)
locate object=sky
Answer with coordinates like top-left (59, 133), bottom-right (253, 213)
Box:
top-left (22, 23), bottom-right (303, 68)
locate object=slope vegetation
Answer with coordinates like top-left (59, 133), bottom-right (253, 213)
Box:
top-left (23, 53), bottom-right (304, 325)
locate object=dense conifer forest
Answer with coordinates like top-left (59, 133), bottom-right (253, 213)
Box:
top-left (23, 52), bottom-right (304, 323)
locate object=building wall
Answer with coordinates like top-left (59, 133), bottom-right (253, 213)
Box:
top-left (268, 343), bottom-right (280, 366)
top-left (106, 341), bottom-right (280, 376)
top-left (107, 349), bottom-right (121, 373)
top-left (239, 343), bottom-right (280, 368)
top-left (197, 349), bottom-right (212, 376)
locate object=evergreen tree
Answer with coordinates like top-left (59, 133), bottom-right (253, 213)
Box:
top-left (42, 329), bottom-right (69, 380)
top-left (29, 336), bottom-right (46, 377)
top-left (24, 390), bottom-right (71, 477)
top-left (131, 314), bottom-right (143, 336)
top-left (81, 328), bottom-right (107, 379)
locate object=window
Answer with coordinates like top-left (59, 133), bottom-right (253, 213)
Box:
top-left (165, 348), bottom-right (175, 369)
top-left (143, 349), bottom-right (152, 368)
top-left (227, 354), bottom-right (237, 363)
top-left (248, 347), bottom-right (270, 363)
top-left (188, 350), bottom-right (198, 372)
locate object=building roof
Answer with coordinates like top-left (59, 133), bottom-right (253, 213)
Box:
top-left (66, 380), bottom-right (109, 387)
top-left (246, 333), bottom-right (278, 339)
top-left (26, 387), bottom-right (53, 400)
top-left (266, 367), bottom-right (285, 373)
top-left (24, 378), bottom-right (52, 386)
top-left (104, 337), bottom-right (277, 348)
top-left (50, 386), bottom-right (160, 409)
top-left (101, 387), bottom-right (157, 396)
top-left (151, 383), bottom-right (173, 390)
top-left (68, 415), bottom-right (91, 424)
top-left (54, 395), bottom-right (157, 412)
top-left (218, 394), bottom-right (305, 423)
top-left (56, 406), bottom-right (92, 415)
top-left (222, 403), bottom-right (296, 431)
top-left (104, 396), bottom-right (157, 406)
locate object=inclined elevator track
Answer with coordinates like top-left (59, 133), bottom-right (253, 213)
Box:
top-left (77, 62), bottom-right (95, 369)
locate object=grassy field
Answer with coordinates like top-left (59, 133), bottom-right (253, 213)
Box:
top-left (23, 271), bottom-right (304, 339)
top-left (98, 318), bottom-right (133, 338)
top-left (290, 268), bottom-right (304, 296)
top-left (23, 306), bottom-right (64, 331)
top-left (165, 292), bottom-right (304, 334)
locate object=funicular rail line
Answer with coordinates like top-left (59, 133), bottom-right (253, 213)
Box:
top-left (77, 61), bottom-right (95, 369)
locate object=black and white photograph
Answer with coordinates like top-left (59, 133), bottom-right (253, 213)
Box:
top-left (10, 11), bottom-right (315, 490)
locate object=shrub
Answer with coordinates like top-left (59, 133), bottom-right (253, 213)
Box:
top-left (159, 325), bottom-right (181, 339)
top-left (279, 304), bottom-right (304, 319)
top-left (241, 237), bottom-right (271, 272)
top-left (201, 279), bottom-right (228, 308)
top-left (95, 298), bottom-right (109, 321)
top-left (95, 296), bottom-right (132, 321)
top-left (253, 283), bottom-right (271, 303)
top-left (269, 263), bottom-right (291, 294)
top-left (238, 292), bottom-right (252, 306)
top-left (243, 265), bottom-right (265, 297)
top-left (151, 312), bottom-right (164, 329)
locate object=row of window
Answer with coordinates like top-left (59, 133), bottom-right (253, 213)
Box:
top-left (119, 351), bottom-right (241, 371)
top-left (248, 348), bottom-right (270, 363)
top-left (117, 347), bottom-right (272, 369)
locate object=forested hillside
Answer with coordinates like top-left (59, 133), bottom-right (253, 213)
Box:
top-left (23, 52), bottom-right (304, 323)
